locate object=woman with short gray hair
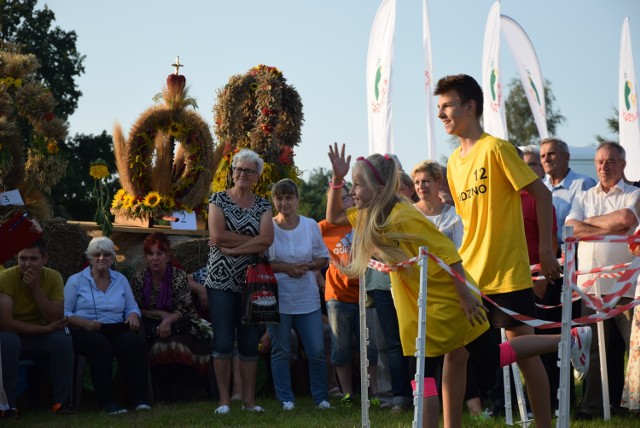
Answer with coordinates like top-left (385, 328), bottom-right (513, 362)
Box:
top-left (206, 148), bottom-right (274, 414)
top-left (64, 237), bottom-right (150, 414)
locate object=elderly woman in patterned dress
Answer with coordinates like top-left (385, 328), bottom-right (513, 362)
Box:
top-left (205, 149), bottom-right (274, 414)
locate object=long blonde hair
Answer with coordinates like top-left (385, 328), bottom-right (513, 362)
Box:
top-left (343, 154), bottom-right (412, 277)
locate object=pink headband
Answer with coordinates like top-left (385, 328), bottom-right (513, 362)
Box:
top-left (356, 156), bottom-right (387, 185)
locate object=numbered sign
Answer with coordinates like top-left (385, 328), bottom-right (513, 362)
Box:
top-left (170, 210), bottom-right (197, 230)
top-left (0, 189), bottom-right (25, 206)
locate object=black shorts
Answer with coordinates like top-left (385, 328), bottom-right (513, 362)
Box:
top-left (422, 330), bottom-right (503, 379)
top-left (485, 288), bottom-right (536, 328)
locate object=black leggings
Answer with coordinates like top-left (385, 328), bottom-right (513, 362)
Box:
top-left (423, 330), bottom-right (501, 378)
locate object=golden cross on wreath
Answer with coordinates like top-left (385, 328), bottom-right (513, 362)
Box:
top-left (171, 56), bottom-right (183, 74)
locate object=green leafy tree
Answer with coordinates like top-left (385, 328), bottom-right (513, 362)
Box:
top-left (50, 132), bottom-right (118, 220)
top-left (596, 108), bottom-right (619, 143)
top-left (0, 0), bottom-right (85, 118)
top-left (505, 77), bottom-right (566, 146)
top-left (298, 168), bottom-right (332, 222)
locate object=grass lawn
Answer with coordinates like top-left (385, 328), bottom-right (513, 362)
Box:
top-left (4, 395), bottom-right (639, 428)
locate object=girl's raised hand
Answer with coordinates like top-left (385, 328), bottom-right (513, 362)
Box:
top-left (328, 142), bottom-right (351, 181)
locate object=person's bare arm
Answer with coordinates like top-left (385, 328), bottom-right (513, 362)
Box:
top-left (218, 211), bottom-right (274, 256)
top-left (326, 143), bottom-right (351, 226)
top-left (565, 219), bottom-right (619, 239)
top-left (523, 179), bottom-right (562, 281)
top-left (582, 208), bottom-right (637, 232)
top-left (449, 262), bottom-right (487, 327)
top-left (208, 203), bottom-right (252, 247)
top-left (0, 293), bottom-right (66, 335)
top-left (21, 268), bottom-right (63, 323)
top-left (66, 315), bottom-right (101, 332)
top-left (187, 274), bottom-right (208, 311)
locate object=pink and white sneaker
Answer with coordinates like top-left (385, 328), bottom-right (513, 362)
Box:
top-left (570, 326), bottom-right (592, 380)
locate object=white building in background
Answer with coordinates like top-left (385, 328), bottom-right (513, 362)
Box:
top-left (568, 145), bottom-right (597, 180)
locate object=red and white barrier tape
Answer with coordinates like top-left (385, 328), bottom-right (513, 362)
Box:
top-left (366, 242), bottom-right (640, 329)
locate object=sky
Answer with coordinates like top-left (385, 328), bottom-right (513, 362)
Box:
top-left (39, 0), bottom-right (640, 179)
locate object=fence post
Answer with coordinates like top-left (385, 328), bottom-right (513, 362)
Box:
top-left (359, 273), bottom-right (370, 428)
top-left (556, 225), bottom-right (574, 428)
top-left (412, 247), bottom-right (428, 428)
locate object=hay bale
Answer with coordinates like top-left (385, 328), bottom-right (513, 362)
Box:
top-left (110, 233), bottom-right (208, 280)
top-left (171, 238), bottom-right (210, 274)
top-left (0, 217), bottom-right (90, 279)
top-left (42, 218), bottom-right (91, 282)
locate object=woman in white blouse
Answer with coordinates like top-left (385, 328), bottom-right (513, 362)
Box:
top-left (267, 179), bottom-right (331, 411)
top-left (411, 160), bottom-right (463, 248)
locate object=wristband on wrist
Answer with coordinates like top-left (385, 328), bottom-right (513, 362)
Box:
top-left (328, 179), bottom-right (346, 189)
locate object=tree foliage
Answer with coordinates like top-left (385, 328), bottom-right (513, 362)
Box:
top-left (0, 0), bottom-right (85, 118)
top-left (49, 132), bottom-right (118, 220)
top-left (504, 77), bottom-right (566, 146)
top-left (298, 168), bottom-right (332, 222)
top-left (596, 107), bottom-right (619, 143)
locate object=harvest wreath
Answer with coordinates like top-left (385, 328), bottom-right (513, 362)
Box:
top-left (112, 58), bottom-right (220, 222)
top-left (211, 64), bottom-right (303, 197)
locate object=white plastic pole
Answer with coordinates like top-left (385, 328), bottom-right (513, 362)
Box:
top-left (595, 282), bottom-right (611, 421)
top-left (510, 360), bottom-right (531, 426)
top-left (503, 348), bottom-right (514, 425)
top-left (412, 247), bottom-right (428, 428)
top-left (359, 274), bottom-right (370, 428)
top-left (556, 225), bottom-right (573, 428)
top-left (501, 328), bottom-right (531, 426)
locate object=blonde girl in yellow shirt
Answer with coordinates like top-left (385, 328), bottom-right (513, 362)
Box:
top-left (325, 143), bottom-right (591, 428)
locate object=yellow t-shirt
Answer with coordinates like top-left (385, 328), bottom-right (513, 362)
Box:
top-left (0, 266), bottom-right (64, 325)
top-left (347, 202), bottom-right (488, 357)
top-left (447, 133), bottom-right (537, 295)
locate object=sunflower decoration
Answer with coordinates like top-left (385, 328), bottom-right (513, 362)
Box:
top-left (89, 159), bottom-right (110, 180)
top-left (143, 191), bottom-right (162, 208)
top-left (89, 159), bottom-right (112, 236)
top-left (111, 57), bottom-right (225, 223)
top-left (212, 64), bottom-right (304, 198)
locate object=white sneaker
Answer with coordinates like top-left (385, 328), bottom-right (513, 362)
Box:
top-left (242, 405), bottom-right (265, 412)
top-left (316, 400), bottom-right (331, 409)
top-left (214, 405), bottom-right (230, 415)
top-left (282, 401), bottom-right (295, 411)
top-left (570, 326), bottom-right (592, 380)
top-left (135, 403), bottom-right (151, 411)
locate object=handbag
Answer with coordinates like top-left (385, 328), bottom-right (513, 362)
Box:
top-left (241, 258), bottom-right (280, 324)
top-left (142, 316), bottom-right (191, 340)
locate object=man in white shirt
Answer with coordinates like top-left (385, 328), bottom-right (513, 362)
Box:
top-left (565, 142), bottom-right (640, 419)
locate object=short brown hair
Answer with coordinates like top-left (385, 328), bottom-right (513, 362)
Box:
top-left (271, 178), bottom-right (299, 198)
top-left (434, 74), bottom-right (484, 117)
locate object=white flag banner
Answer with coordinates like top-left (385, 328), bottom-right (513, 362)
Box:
top-left (367, 0), bottom-right (396, 155)
top-left (422, 0), bottom-right (436, 160)
top-left (501, 15), bottom-right (549, 140)
top-left (482, 1), bottom-right (508, 140)
top-left (620, 17), bottom-right (640, 181)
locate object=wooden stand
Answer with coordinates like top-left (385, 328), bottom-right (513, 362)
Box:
top-left (114, 214), bottom-right (153, 228)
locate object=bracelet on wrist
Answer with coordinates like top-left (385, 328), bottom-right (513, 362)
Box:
top-left (328, 179), bottom-right (346, 189)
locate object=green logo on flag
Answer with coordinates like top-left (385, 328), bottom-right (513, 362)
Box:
top-left (374, 65), bottom-right (382, 101)
top-left (529, 76), bottom-right (541, 106)
top-left (624, 80), bottom-right (635, 111)
top-left (490, 69), bottom-right (497, 101)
